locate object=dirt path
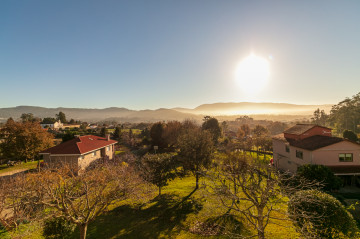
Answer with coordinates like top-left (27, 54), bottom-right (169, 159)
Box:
top-left (0, 168), bottom-right (28, 177)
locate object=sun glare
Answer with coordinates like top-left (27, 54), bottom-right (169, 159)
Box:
top-left (235, 54), bottom-right (270, 94)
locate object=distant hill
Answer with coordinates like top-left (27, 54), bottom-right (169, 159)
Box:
top-left (0, 106), bottom-right (200, 123)
top-left (0, 102), bottom-right (333, 123)
top-left (173, 102), bottom-right (333, 116)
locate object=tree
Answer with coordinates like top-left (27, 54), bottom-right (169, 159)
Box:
top-left (100, 127), bottom-right (106, 137)
top-left (0, 173), bottom-right (45, 229)
top-left (41, 117), bottom-right (57, 124)
top-left (267, 121), bottom-right (287, 135)
top-left (20, 113), bottom-right (35, 122)
top-left (162, 121), bottom-right (182, 148)
top-left (28, 162), bottom-right (151, 239)
top-left (80, 122), bottom-right (87, 131)
top-left (311, 108), bottom-right (329, 126)
top-left (202, 116), bottom-right (221, 143)
top-left (56, 111), bottom-right (67, 123)
top-left (207, 155), bottom-right (286, 239)
top-left (252, 125), bottom-right (268, 137)
top-left (113, 126), bottom-right (122, 140)
top-left (221, 121), bottom-right (228, 137)
top-left (288, 189), bottom-right (357, 238)
top-left (0, 121), bottom-right (54, 162)
top-left (240, 124), bottom-right (251, 137)
top-left (138, 153), bottom-right (177, 195)
top-left (329, 93), bottom-right (360, 134)
top-left (297, 164), bottom-right (342, 191)
top-left (62, 131), bottom-right (76, 142)
top-left (207, 154), bottom-right (320, 239)
top-left (343, 130), bottom-right (358, 142)
top-left (178, 128), bottom-right (214, 189)
top-left (150, 122), bottom-right (165, 148)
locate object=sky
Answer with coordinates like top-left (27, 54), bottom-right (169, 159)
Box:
top-left (1, 0), bottom-right (360, 110)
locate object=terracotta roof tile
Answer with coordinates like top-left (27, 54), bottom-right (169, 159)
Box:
top-left (40, 135), bottom-right (117, 155)
top-left (283, 124), bottom-right (331, 135)
top-left (289, 135), bottom-right (344, 150)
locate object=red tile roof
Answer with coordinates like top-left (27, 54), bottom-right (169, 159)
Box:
top-left (289, 135), bottom-right (344, 150)
top-left (272, 133), bottom-right (359, 151)
top-left (283, 124), bottom-right (331, 135)
top-left (40, 135), bottom-right (117, 155)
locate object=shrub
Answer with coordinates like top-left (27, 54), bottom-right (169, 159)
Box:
top-left (43, 217), bottom-right (75, 239)
top-left (288, 189), bottom-right (357, 238)
top-left (297, 164), bottom-right (342, 191)
top-left (343, 130), bottom-right (358, 142)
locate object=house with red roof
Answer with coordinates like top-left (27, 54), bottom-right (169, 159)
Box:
top-left (272, 124), bottom-right (360, 186)
top-left (39, 135), bottom-right (117, 171)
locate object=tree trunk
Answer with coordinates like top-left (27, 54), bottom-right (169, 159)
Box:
top-left (257, 211), bottom-right (265, 239)
top-left (195, 173), bottom-right (199, 189)
top-left (158, 186), bottom-right (161, 196)
top-left (79, 223), bottom-right (88, 239)
top-left (257, 229), bottom-right (265, 239)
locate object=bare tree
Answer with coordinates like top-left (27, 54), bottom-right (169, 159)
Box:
top-left (0, 174), bottom-right (44, 229)
top-left (206, 153), bottom-right (319, 239)
top-left (26, 162), bottom-right (152, 239)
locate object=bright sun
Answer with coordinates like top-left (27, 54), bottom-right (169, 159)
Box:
top-left (235, 54), bottom-right (270, 94)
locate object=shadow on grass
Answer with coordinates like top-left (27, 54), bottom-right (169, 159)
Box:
top-left (204, 213), bottom-right (250, 237)
top-left (83, 189), bottom-right (202, 239)
top-left (0, 223), bottom-right (11, 239)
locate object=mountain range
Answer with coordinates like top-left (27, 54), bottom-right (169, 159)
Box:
top-left (0, 102), bottom-right (333, 123)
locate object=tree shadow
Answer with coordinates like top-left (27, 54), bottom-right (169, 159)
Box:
top-left (83, 190), bottom-right (202, 239)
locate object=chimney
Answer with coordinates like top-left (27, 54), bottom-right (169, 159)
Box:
top-left (106, 134), bottom-right (110, 141)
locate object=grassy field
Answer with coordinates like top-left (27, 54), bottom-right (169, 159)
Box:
top-left (2, 172), bottom-right (300, 239)
top-left (106, 129), bottom-right (142, 135)
top-left (0, 160), bottom-right (40, 175)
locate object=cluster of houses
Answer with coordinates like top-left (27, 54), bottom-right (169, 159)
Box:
top-left (38, 122), bottom-right (360, 187)
top-left (40, 120), bottom-right (99, 130)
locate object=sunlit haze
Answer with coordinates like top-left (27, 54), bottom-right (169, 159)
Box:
top-left (235, 54), bottom-right (270, 96)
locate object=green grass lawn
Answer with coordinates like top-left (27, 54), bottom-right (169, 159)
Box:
top-left (115, 151), bottom-right (125, 156)
top-left (0, 160), bottom-right (40, 175)
top-left (107, 129), bottom-right (141, 135)
top-left (2, 171), bottom-right (299, 239)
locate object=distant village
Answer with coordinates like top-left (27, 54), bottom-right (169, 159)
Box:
top-left (1, 92), bottom-right (360, 239)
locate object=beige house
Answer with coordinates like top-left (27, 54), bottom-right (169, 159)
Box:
top-left (272, 124), bottom-right (360, 185)
top-left (39, 135), bottom-right (117, 171)
top-left (40, 120), bottom-right (64, 130)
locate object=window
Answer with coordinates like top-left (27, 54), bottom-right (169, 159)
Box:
top-left (92, 152), bottom-right (96, 157)
top-left (285, 145), bottom-right (290, 153)
top-left (80, 156), bottom-right (84, 160)
top-left (296, 150), bottom-right (303, 159)
top-left (339, 153), bottom-right (353, 162)
top-left (106, 146), bottom-right (110, 152)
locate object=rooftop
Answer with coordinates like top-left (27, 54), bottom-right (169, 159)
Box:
top-left (283, 124), bottom-right (331, 135)
top-left (272, 133), bottom-right (357, 151)
top-left (289, 135), bottom-right (344, 150)
top-left (40, 135), bottom-right (117, 155)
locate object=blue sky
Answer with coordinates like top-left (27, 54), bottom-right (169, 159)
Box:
top-left (1, 0), bottom-right (360, 109)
